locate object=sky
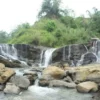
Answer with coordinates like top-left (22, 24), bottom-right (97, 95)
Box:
top-left (0, 0), bottom-right (100, 33)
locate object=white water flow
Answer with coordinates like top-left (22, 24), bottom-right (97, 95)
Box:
top-left (39, 50), bottom-right (44, 67)
top-left (76, 45), bottom-right (89, 66)
top-left (63, 47), bottom-right (66, 61)
top-left (68, 45), bottom-right (71, 60)
top-left (34, 72), bottom-right (41, 86)
top-left (0, 44), bottom-right (18, 60)
top-left (94, 40), bottom-right (100, 63)
top-left (40, 48), bottom-right (56, 68)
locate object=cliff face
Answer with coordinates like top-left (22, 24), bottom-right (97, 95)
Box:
top-left (52, 38), bottom-right (99, 66)
top-left (0, 38), bottom-right (100, 67)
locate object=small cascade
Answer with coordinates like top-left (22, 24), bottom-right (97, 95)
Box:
top-left (34, 72), bottom-right (41, 86)
top-left (68, 45), bottom-right (71, 60)
top-left (0, 44), bottom-right (18, 60)
top-left (39, 48), bottom-right (56, 68)
top-left (63, 47), bottom-right (66, 61)
top-left (76, 52), bottom-right (88, 66)
top-left (76, 45), bottom-right (89, 66)
top-left (94, 40), bottom-right (100, 62)
top-left (39, 50), bottom-right (44, 67)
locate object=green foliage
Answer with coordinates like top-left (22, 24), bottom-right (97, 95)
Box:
top-left (8, 17), bottom-right (99, 47)
top-left (88, 8), bottom-right (100, 33)
top-left (60, 16), bottom-right (76, 28)
top-left (44, 20), bottom-right (56, 32)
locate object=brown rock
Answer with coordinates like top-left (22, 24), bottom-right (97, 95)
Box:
top-left (65, 64), bottom-right (100, 83)
top-left (77, 81), bottom-right (98, 93)
top-left (0, 66), bottom-right (15, 84)
top-left (42, 66), bottom-right (66, 80)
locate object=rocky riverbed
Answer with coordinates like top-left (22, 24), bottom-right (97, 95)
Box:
top-left (0, 62), bottom-right (100, 100)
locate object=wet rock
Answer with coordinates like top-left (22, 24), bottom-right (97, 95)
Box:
top-left (49, 80), bottom-right (76, 88)
top-left (82, 53), bottom-right (97, 65)
top-left (42, 66), bottom-right (66, 80)
top-left (39, 79), bottom-right (49, 87)
top-left (0, 56), bottom-right (22, 68)
top-left (10, 75), bottom-right (30, 89)
top-left (23, 71), bottom-right (38, 85)
top-left (0, 85), bottom-right (5, 91)
top-left (77, 81), bottom-right (98, 93)
top-left (4, 83), bottom-right (20, 94)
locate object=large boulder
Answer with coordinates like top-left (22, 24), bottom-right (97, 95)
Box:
top-left (4, 83), bottom-right (20, 94)
top-left (23, 70), bottom-right (38, 85)
top-left (49, 80), bottom-right (76, 88)
top-left (76, 81), bottom-right (98, 93)
top-left (0, 63), bottom-right (15, 84)
top-left (65, 64), bottom-right (100, 83)
top-left (10, 75), bottom-right (30, 89)
top-left (42, 66), bottom-right (66, 80)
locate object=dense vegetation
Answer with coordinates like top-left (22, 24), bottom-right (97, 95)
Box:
top-left (0, 0), bottom-right (100, 47)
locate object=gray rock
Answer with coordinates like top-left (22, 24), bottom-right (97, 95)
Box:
top-left (10, 75), bottom-right (30, 89)
top-left (49, 80), bottom-right (76, 88)
top-left (0, 85), bottom-right (5, 91)
top-left (23, 71), bottom-right (38, 85)
top-left (4, 83), bottom-right (20, 94)
top-left (63, 76), bottom-right (73, 82)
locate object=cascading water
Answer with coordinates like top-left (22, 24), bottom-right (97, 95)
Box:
top-left (63, 47), bottom-right (66, 61)
top-left (0, 44), bottom-right (18, 60)
top-left (39, 48), bottom-right (56, 68)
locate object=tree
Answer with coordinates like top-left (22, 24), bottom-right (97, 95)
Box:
top-left (10, 23), bottom-right (30, 38)
top-left (0, 31), bottom-right (9, 43)
top-left (88, 8), bottom-right (100, 33)
top-left (38, 0), bottom-right (62, 18)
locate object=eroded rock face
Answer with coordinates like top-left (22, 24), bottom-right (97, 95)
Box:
top-left (14, 44), bottom-right (42, 64)
top-left (10, 75), bottom-right (30, 89)
top-left (52, 44), bottom-right (88, 66)
top-left (4, 83), bottom-right (20, 94)
top-left (0, 63), bottom-right (15, 84)
top-left (76, 81), bottom-right (98, 93)
top-left (0, 56), bottom-right (22, 68)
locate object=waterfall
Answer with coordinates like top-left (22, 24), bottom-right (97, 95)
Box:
top-left (63, 47), bottom-right (66, 61)
top-left (39, 50), bottom-right (44, 67)
top-left (0, 44), bottom-right (18, 60)
top-left (68, 45), bottom-right (71, 60)
top-left (39, 48), bottom-right (56, 68)
top-left (76, 52), bottom-right (88, 66)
